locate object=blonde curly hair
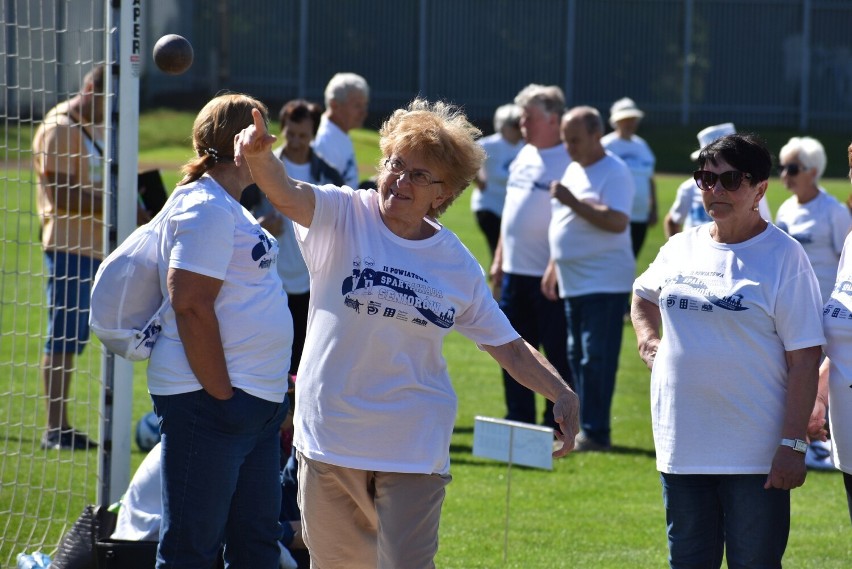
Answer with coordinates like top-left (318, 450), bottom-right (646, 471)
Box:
top-left (378, 99), bottom-right (485, 218)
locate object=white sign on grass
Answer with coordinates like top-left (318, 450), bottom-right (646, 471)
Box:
top-left (472, 416), bottom-right (554, 470)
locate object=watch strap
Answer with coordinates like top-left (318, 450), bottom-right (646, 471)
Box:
top-left (780, 438), bottom-right (808, 454)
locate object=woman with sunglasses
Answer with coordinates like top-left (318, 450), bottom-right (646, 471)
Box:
top-left (631, 133), bottom-right (825, 568)
top-left (809, 141), bottom-right (852, 525)
top-left (775, 136), bottom-right (852, 303)
top-left (234, 99), bottom-right (579, 568)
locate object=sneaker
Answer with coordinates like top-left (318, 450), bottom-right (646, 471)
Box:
top-left (40, 428), bottom-right (98, 450)
top-left (804, 439), bottom-right (834, 471)
top-left (573, 432), bottom-right (611, 452)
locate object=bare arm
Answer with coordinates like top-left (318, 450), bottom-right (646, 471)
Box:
top-left (764, 345), bottom-right (822, 490)
top-left (663, 212), bottom-right (682, 239)
top-left (234, 108), bottom-right (316, 228)
top-left (550, 182), bottom-right (629, 233)
top-left (647, 178), bottom-right (658, 226)
top-left (489, 235), bottom-right (504, 287)
top-left (168, 268), bottom-right (233, 400)
top-left (631, 295), bottom-right (661, 370)
top-left (807, 356), bottom-right (830, 442)
top-left (540, 259), bottom-right (560, 302)
top-left (483, 338), bottom-right (579, 456)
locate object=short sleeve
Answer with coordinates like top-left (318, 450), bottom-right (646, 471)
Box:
top-left (773, 252), bottom-right (826, 352)
top-left (168, 200), bottom-right (235, 280)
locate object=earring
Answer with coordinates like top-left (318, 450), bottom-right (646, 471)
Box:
top-left (752, 205), bottom-right (759, 211)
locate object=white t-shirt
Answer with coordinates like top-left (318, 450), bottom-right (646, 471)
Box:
top-left (470, 133), bottom-right (523, 216)
top-left (601, 132), bottom-right (655, 222)
top-left (112, 443), bottom-right (162, 541)
top-left (823, 231), bottom-right (852, 474)
top-left (634, 223), bottom-right (825, 474)
top-left (775, 188), bottom-right (852, 303)
top-left (147, 175), bottom-right (293, 403)
top-left (293, 185), bottom-right (519, 475)
top-left (313, 116), bottom-right (358, 188)
top-left (500, 143), bottom-right (572, 276)
top-left (669, 177), bottom-right (772, 230)
top-left (549, 152), bottom-right (636, 297)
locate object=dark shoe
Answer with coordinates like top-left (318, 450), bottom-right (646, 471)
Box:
top-left (573, 432), bottom-right (611, 452)
top-left (41, 428), bottom-right (98, 450)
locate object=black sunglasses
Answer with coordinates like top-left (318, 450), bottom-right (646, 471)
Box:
top-left (779, 163), bottom-right (801, 176)
top-left (693, 169), bottom-right (752, 192)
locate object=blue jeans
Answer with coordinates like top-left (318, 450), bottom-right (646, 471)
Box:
top-left (499, 273), bottom-right (572, 428)
top-left (660, 473), bottom-right (790, 569)
top-left (152, 389), bottom-right (288, 569)
top-left (563, 292), bottom-right (627, 446)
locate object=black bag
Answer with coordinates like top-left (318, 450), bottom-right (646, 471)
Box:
top-left (95, 539), bottom-right (158, 569)
top-left (49, 505), bottom-right (117, 569)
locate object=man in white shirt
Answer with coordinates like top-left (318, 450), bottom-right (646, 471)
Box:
top-left (547, 106), bottom-right (636, 451)
top-left (312, 72), bottom-right (369, 188)
top-left (491, 84), bottom-right (573, 428)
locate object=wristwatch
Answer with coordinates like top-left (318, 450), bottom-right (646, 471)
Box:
top-left (780, 438), bottom-right (808, 454)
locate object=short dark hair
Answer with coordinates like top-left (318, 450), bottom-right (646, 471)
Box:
top-left (698, 133), bottom-right (772, 183)
top-left (278, 99), bottom-right (323, 134)
top-left (84, 65), bottom-right (106, 94)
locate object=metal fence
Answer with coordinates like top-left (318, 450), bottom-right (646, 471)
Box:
top-left (137, 0), bottom-right (852, 132)
top-left (4, 0), bottom-right (852, 130)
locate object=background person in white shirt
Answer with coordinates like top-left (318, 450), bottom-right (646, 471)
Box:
top-left (546, 106), bottom-right (635, 452)
top-left (243, 98), bottom-right (344, 376)
top-left (601, 97), bottom-right (657, 258)
top-left (490, 84), bottom-right (574, 429)
top-left (775, 136), bottom-right (852, 303)
top-left (312, 72), bottom-right (369, 188)
top-left (809, 142), bottom-right (852, 525)
top-left (470, 103), bottom-right (523, 261)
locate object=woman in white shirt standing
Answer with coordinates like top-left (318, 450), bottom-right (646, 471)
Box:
top-left (776, 136), bottom-right (852, 303)
top-left (149, 94), bottom-right (293, 569)
top-left (809, 142), bottom-right (852, 525)
top-left (632, 133), bottom-right (824, 568)
top-left (470, 103), bottom-right (523, 259)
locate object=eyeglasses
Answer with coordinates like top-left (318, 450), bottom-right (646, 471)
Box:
top-left (384, 158), bottom-right (443, 187)
top-left (693, 169), bottom-right (753, 192)
top-left (779, 163), bottom-right (801, 176)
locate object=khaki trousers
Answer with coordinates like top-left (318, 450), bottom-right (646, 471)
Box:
top-left (297, 452), bottom-right (451, 569)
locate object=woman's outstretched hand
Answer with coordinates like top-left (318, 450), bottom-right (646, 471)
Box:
top-left (234, 107), bottom-right (277, 167)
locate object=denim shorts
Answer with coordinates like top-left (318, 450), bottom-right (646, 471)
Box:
top-left (44, 251), bottom-right (100, 355)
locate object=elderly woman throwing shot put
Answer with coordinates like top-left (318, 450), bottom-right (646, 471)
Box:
top-left (235, 99), bottom-right (578, 568)
top-left (631, 133), bottom-right (824, 568)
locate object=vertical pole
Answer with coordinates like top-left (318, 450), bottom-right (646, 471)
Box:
top-left (503, 426), bottom-right (514, 563)
top-left (681, 0), bottom-right (694, 125)
top-left (5, 1), bottom-right (16, 116)
top-left (418, 0), bottom-right (427, 95)
top-left (799, 0), bottom-right (811, 130)
top-left (99, 0), bottom-right (140, 506)
top-left (564, 0), bottom-right (576, 105)
top-left (298, 0), bottom-right (308, 99)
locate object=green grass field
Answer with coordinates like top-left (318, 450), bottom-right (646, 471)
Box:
top-left (1, 113), bottom-right (850, 567)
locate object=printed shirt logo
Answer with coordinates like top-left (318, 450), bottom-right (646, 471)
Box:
top-left (662, 273), bottom-right (749, 313)
top-left (340, 256), bottom-right (454, 328)
top-left (824, 279), bottom-right (852, 321)
top-left (251, 230), bottom-right (276, 269)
